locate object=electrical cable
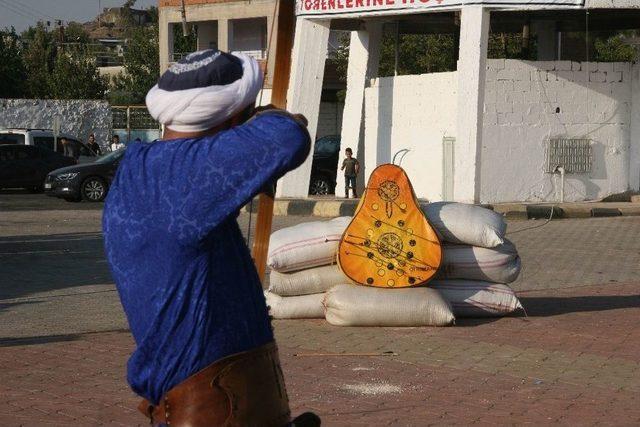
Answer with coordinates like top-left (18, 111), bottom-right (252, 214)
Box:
top-left (6, 0), bottom-right (56, 20)
top-left (505, 205), bottom-right (555, 236)
top-left (0, 0), bottom-right (42, 22)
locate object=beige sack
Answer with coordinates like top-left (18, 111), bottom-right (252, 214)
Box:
top-left (264, 291), bottom-right (325, 319)
top-left (324, 284), bottom-right (455, 327)
top-left (422, 202), bottom-right (507, 248)
top-left (267, 217), bottom-right (351, 272)
top-left (430, 280), bottom-right (523, 317)
top-left (269, 264), bottom-right (351, 296)
top-left (435, 240), bottom-right (521, 284)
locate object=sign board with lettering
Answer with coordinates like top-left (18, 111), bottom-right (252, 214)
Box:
top-left (296, 0), bottom-right (585, 17)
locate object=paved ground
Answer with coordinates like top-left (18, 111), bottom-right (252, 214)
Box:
top-left (1, 192), bottom-right (639, 426)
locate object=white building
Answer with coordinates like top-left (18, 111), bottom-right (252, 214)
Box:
top-left (279, 0), bottom-right (640, 203)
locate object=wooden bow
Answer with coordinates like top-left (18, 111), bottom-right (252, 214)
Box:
top-left (251, 0), bottom-right (296, 281)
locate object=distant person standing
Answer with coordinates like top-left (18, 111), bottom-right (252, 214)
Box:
top-left (61, 137), bottom-right (79, 160)
top-left (341, 147), bottom-right (360, 198)
top-left (87, 133), bottom-right (102, 155)
top-left (110, 134), bottom-right (124, 152)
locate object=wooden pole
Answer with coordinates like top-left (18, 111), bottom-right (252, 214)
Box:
top-left (251, 0), bottom-right (295, 281)
top-left (180, 0), bottom-right (189, 37)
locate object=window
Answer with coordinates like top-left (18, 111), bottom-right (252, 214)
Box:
top-left (34, 136), bottom-right (56, 151)
top-left (0, 133), bottom-right (25, 145)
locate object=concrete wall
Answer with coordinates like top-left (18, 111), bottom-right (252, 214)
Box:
top-left (317, 101), bottom-right (344, 138)
top-left (159, 0), bottom-right (276, 85)
top-left (481, 59), bottom-right (635, 203)
top-left (363, 72), bottom-right (458, 201)
top-left (0, 99), bottom-right (112, 150)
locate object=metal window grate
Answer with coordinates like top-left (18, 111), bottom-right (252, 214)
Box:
top-left (129, 109), bottom-right (158, 130)
top-left (111, 106), bottom-right (159, 130)
top-left (545, 138), bottom-right (592, 174)
top-left (112, 108), bottom-right (128, 129)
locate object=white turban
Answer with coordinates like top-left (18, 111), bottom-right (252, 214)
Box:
top-left (146, 50), bottom-right (263, 132)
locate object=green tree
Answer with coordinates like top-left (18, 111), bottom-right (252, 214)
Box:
top-left (173, 23), bottom-right (198, 56)
top-left (0, 27), bottom-right (27, 98)
top-left (331, 29), bottom-right (458, 83)
top-left (22, 22), bottom-right (56, 98)
top-left (48, 51), bottom-right (107, 99)
top-left (110, 24), bottom-right (159, 104)
top-left (63, 22), bottom-right (91, 44)
top-left (593, 32), bottom-right (638, 62)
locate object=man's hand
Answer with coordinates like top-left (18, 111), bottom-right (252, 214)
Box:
top-left (254, 104), bottom-right (308, 128)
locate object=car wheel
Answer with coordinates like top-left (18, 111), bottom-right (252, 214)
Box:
top-left (309, 176), bottom-right (331, 195)
top-left (81, 177), bottom-right (107, 202)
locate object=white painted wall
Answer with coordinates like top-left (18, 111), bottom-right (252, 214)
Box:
top-left (631, 63), bottom-right (640, 191)
top-left (481, 59), bottom-right (635, 203)
top-left (363, 72), bottom-right (458, 201)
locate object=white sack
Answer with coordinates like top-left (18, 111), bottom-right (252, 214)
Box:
top-left (436, 240), bottom-right (521, 284)
top-left (324, 284), bottom-right (455, 327)
top-left (267, 217), bottom-right (351, 272)
top-left (269, 264), bottom-right (352, 296)
top-left (430, 280), bottom-right (523, 317)
top-left (422, 202), bottom-right (507, 248)
top-left (264, 291), bottom-right (325, 319)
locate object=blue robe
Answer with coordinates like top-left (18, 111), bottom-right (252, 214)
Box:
top-left (103, 111), bottom-right (310, 404)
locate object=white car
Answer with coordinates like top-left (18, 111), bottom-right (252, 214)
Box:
top-left (0, 128), bottom-right (98, 164)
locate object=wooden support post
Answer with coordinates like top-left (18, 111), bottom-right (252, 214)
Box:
top-left (251, 0), bottom-right (295, 282)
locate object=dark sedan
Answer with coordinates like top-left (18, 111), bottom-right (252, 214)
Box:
top-left (45, 148), bottom-right (125, 202)
top-left (0, 144), bottom-right (76, 192)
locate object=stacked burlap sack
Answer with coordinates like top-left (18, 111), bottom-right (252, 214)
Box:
top-left (264, 202), bottom-right (523, 326)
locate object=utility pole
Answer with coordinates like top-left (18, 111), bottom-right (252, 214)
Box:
top-left (180, 0), bottom-right (189, 37)
top-left (98, 0), bottom-right (101, 28)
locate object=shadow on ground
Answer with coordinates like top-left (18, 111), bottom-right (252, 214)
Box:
top-left (520, 294), bottom-right (640, 316)
top-left (0, 190), bottom-right (103, 211)
top-left (0, 232), bottom-right (112, 301)
top-left (0, 329), bottom-right (129, 347)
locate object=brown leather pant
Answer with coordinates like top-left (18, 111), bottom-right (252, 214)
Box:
top-left (138, 342), bottom-right (290, 427)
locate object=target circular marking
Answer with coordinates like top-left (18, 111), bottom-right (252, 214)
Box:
top-left (377, 233), bottom-right (403, 259)
top-left (377, 180), bottom-right (400, 202)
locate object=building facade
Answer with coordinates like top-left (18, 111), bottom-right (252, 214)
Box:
top-left (279, 0), bottom-right (640, 202)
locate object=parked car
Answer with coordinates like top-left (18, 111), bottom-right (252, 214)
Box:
top-left (308, 135), bottom-right (341, 195)
top-left (0, 128), bottom-right (98, 163)
top-left (45, 148), bottom-right (125, 202)
top-left (0, 144), bottom-right (76, 192)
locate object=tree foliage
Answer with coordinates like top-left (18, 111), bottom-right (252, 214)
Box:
top-left (173, 23), bottom-right (198, 55)
top-left (332, 29), bottom-right (458, 82)
top-left (22, 23), bottom-right (56, 98)
top-left (593, 32), bottom-right (638, 62)
top-left (0, 27), bottom-right (27, 98)
top-left (48, 51), bottom-right (107, 99)
top-left (110, 24), bottom-right (159, 104)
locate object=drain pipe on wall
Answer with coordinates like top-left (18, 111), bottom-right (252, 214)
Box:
top-left (554, 165), bottom-right (566, 203)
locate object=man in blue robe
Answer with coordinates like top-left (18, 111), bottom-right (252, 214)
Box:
top-left (103, 50), bottom-right (315, 426)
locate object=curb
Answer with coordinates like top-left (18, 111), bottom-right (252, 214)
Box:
top-left (243, 199), bottom-right (640, 219)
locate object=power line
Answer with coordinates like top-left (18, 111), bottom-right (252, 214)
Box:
top-left (7, 0), bottom-right (56, 20)
top-left (0, 0), bottom-right (42, 22)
